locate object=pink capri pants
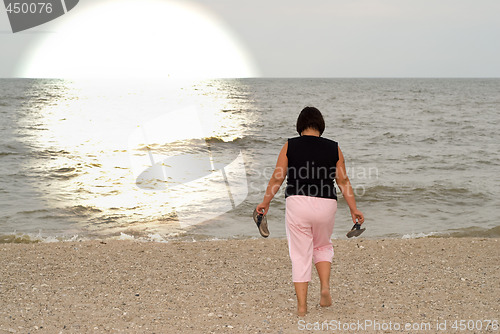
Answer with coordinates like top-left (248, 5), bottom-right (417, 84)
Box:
top-left (285, 195), bottom-right (337, 282)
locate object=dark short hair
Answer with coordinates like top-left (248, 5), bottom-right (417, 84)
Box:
top-left (296, 106), bottom-right (325, 135)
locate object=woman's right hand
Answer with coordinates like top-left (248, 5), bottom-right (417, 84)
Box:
top-left (256, 202), bottom-right (269, 216)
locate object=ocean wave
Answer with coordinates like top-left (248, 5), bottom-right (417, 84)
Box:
top-left (69, 205), bottom-right (103, 215)
top-left (0, 231), bottom-right (184, 244)
top-left (16, 205), bottom-right (103, 219)
top-left (441, 225), bottom-right (500, 238)
top-left (49, 167), bottom-right (79, 180)
top-left (134, 138), bottom-right (245, 157)
top-left (115, 232), bottom-right (172, 243)
top-left (402, 232), bottom-right (440, 239)
top-left (140, 136), bottom-right (244, 146)
top-left (1, 142), bottom-right (25, 153)
top-left (135, 141), bottom-right (208, 155)
top-left (16, 208), bottom-right (51, 215)
top-left (0, 152), bottom-right (18, 157)
top-left (418, 137), bottom-right (438, 143)
top-left (370, 132), bottom-right (410, 143)
top-left (404, 154), bottom-right (429, 161)
top-left (401, 226), bottom-right (500, 239)
top-left (2, 227), bottom-right (497, 244)
top-left (32, 149), bottom-right (71, 158)
top-left (358, 184), bottom-right (491, 204)
top-left (130, 136), bottom-right (277, 162)
top-left (204, 136), bottom-right (243, 144)
top-left (0, 232), bottom-right (82, 244)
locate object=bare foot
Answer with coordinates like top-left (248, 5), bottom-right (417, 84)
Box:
top-left (297, 305), bottom-right (307, 317)
top-left (320, 289), bottom-right (332, 307)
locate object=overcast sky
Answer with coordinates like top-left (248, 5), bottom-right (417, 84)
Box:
top-left (1, 0), bottom-right (499, 78)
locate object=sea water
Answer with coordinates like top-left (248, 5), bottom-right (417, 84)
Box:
top-left (0, 78), bottom-right (499, 242)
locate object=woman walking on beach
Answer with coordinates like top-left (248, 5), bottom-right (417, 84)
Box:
top-left (256, 106), bottom-right (364, 316)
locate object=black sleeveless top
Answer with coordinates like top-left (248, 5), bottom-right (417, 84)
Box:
top-left (285, 135), bottom-right (339, 200)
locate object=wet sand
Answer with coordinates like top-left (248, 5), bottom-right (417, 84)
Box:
top-left (1, 238), bottom-right (499, 333)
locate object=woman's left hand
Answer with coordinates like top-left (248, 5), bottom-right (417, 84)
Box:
top-left (351, 209), bottom-right (365, 225)
top-left (256, 202), bottom-right (269, 216)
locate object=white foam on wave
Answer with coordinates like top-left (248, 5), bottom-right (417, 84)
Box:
top-left (147, 233), bottom-right (168, 243)
top-left (114, 232), bottom-right (172, 243)
top-left (0, 231), bottom-right (86, 243)
top-left (117, 232), bottom-right (136, 241)
top-left (402, 232), bottom-right (439, 239)
top-left (1, 229), bottom-right (190, 244)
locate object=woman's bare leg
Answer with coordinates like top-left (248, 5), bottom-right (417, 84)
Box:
top-left (294, 282), bottom-right (308, 316)
top-left (315, 261), bottom-right (332, 307)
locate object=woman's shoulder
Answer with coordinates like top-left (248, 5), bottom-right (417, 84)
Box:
top-left (318, 136), bottom-right (337, 144)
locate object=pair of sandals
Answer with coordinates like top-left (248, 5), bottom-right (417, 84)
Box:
top-left (252, 209), bottom-right (365, 238)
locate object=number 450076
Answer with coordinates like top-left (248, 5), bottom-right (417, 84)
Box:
top-left (6, 2), bottom-right (53, 14)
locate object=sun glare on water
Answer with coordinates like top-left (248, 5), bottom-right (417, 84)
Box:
top-left (25, 77), bottom-right (252, 237)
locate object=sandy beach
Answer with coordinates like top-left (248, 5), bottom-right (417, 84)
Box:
top-left (1, 237), bottom-right (499, 333)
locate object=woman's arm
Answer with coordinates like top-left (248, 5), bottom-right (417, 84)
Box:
top-left (256, 142), bottom-right (288, 215)
top-left (335, 146), bottom-right (365, 224)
